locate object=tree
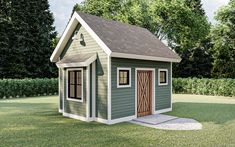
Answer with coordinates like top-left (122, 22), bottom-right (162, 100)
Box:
top-left (173, 38), bottom-right (213, 78)
top-left (185, 0), bottom-right (205, 15)
top-left (172, 0), bottom-right (213, 78)
top-left (210, 0), bottom-right (235, 78)
top-left (149, 0), bottom-right (210, 53)
top-left (0, 0), bottom-right (57, 78)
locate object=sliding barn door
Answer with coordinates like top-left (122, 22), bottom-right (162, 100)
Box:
top-left (137, 71), bottom-right (152, 117)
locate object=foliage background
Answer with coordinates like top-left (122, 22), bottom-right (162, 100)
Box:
top-left (0, 0), bottom-right (57, 79)
top-left (0, 78), bottom-right (58, 99)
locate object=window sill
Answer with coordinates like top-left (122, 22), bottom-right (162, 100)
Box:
top-left (158, 83), bottom-right (168, 86)
top-left (117, 85), bottom-right (131, 88)
top-left (67, 98), bottom-right (83, 103)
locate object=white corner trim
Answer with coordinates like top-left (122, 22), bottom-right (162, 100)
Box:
top-left (58, 68), bottom-right (62, 113)
top-left (117, 67), bottom-right (132, 88)
top-left (107, 56), bottom-right (111, 121)
top-left (135, 68), bottom-right (156, 116)
top-left (109, 115), bottom-right (136, 125)
top-left (158, 68), bottom-right (169, 86)
top-left (154, 108), bottom-right (172, 114)
top-left (62, 69), bottom-right (65, 113)
top-left (86, 65), bottom-right (90, 119)
top-left (170, 62), bottom-right (173, 109)
top-left (66, 68), bottom-right (84, 103)
top-left (92, 62), bottom-right (96, 119)
top-left (56, 54), bottom-right (97, 68)
top-left (111, 52), bottom-right (181, 63)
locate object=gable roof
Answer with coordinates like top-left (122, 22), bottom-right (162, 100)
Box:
top-left (50, 12), bottom-right (181, 63)
top-left (56, 53), bottom-right (97, 68)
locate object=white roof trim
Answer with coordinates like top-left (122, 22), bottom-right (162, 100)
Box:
top-left (50, 12), bottom-right (112, 62)
top-left (111, 52), bottom-right (181, 63)
top-left (56, 54), bottom-right (97, 68)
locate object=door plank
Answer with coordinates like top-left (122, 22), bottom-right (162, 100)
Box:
top-left (137, 71), bottom-right (152, 117)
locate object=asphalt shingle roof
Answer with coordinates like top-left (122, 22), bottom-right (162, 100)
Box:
top-left (77, 11), bottom-right (180, 60)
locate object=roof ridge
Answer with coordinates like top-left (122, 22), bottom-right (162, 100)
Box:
top-left (76, 11), bottom-right (148, 31)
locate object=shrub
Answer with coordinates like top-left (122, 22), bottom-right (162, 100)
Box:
top-left (0, 78), bottom-right (58, 99)
top-left (173, 78), bottom-right (235, 97)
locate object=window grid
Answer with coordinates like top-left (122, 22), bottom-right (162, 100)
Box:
top-left (68, 70), bottom-right (82, 100)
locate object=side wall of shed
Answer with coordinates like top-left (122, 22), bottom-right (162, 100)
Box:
top-left (111, 58), bottom-right (171, 120)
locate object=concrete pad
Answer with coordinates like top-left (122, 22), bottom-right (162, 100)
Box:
top-left (130, 114), bottom-right (202, 130)
top-left (132, 114), bottom-right (178, 125)
top-left (154, 118), bottom-right (202, 130)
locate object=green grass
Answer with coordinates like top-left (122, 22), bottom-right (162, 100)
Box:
top-left (0, 94), bottom-right (235, 147)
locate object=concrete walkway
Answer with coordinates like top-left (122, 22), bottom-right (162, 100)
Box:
top-left (130, 114), bottom-right (202, 130)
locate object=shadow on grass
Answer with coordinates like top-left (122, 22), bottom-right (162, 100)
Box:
top-left (167, 102), bottom-right (235, 124)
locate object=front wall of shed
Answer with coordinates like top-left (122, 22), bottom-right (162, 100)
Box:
top-left (60, 24), bottom-right (108, 119)
top-left (111, 58), bottom-right (171, 120)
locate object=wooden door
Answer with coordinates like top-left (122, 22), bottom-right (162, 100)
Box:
top-left (137, 71), bottom-right (152, 117)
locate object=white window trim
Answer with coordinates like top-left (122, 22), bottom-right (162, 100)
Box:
top-left (66, 68), bottom-right (84, 102)
top-left (158, 68), bottom-right (168, 86)
top-left (117, 67), bottom-right (131, 88)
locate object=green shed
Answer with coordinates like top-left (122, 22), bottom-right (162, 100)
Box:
top-left (50, 11), bottom-right (181, 124)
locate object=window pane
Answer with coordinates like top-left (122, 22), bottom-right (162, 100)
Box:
top-left (76, 85), bottom-right (82, 98)
top-left (119, 77), bottom-right (122, 84)
top-left (119, 71), bottom-right (124, 78)
top-left (123, 77), bottom-right (127, 84)
top-left (69, 71), bottom-right (75, 84)
top-left (77, 71), bottom-right (82, 85)
top-left (119, 78), bottom-right (124, 84)
top-left (69, 85), bottom-right (75, 97)
top-left (160, 71), bottom-right (166, 83)
top-left (123, 71), bottom-right (127, 78)
top-left (118, 70), bottom-right (130, 85)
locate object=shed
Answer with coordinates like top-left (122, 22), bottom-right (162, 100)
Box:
top-left (50, 11), bottom-right (181, 124)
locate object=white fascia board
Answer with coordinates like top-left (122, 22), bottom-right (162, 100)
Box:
top-left (74, 13), bottom-right (112, 56)
top-left (111, 52), bottom-right (181, 63)
top-left (50, 14), bottom-right (78, 62)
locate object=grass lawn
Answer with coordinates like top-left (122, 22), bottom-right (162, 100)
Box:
top-left (0, 94), bottom-right (235, 147)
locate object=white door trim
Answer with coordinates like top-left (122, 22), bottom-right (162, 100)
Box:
top-left (135, 68), bottom-right (155, 118)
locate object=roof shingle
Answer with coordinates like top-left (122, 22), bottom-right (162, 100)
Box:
top-left (77, 11), bottom-right (180, 61)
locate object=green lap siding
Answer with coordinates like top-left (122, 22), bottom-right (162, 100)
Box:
top-left (63, 68), bottom-right (87, 116)
top-left (111, 58), bottom-right (171, 120)
top-left (60, 24), bottom-right (108, 119)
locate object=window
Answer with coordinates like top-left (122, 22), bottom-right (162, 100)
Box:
top-left (117, 68), bottom-right (131, 88)
top-left (67, 69), bottom-right (83, 102)
top-left (158, 69), bottom-right (168, 85)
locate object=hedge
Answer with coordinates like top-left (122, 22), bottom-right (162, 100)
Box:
top-left (1, 78), bottom-right (234, 99)
top-left (0, 78), bottom-right (58, 99)
top-left (173, 78), bottom-right (235, 97)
